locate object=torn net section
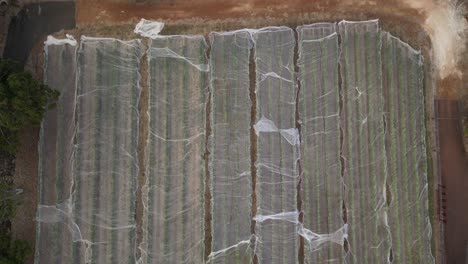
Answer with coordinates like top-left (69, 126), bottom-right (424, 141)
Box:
top-left (35, 38), bottom-right (77, 264)
top-left (338, 20), bottom-right (391, 263)
top-left (253, 27), bottom-right (299, 264)
top-left (297, 23), bottom-right (346, 263)
top-left (141, 35), bottom-right (208, 264)
top-left (381, 32), bottom-right (434, 264)
top-left (208, 31), bottom-right (254, 263)
top-left (72, 37), bottom-right (143, 263)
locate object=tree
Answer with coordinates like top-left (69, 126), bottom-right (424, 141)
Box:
top-left (0, 59), bottom-right (59, 154)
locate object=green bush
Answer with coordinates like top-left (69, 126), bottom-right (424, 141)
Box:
top-left (0, 59), bottom-right (59, 154)
top-left (0, 183), bottom-right (19, 221)
top-left (0, 183), bottom-right (29, 263)
top-left (0, 232), bottom-right (31, 264)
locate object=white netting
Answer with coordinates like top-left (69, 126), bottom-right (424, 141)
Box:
top-left (134, 19), bottom-right (165, 39)
top-left (208, 30), bottom-right (255, 264)
top-left (338, 20), bottom-right (391, 263)
top-left (140, 35), bottom-right (208, 264)
top-left (381, 32), bottom-right (434, 264)
top-left (297, 22), bottom-right (346, 264)
top-left (72, 37), bottom-right (143, 263)
top-left (253, 26), bottom-right (299, 264)
top-left (36, 20), bottom-right (435, 264)
top-left (36, 37), bottom-right (77, 264)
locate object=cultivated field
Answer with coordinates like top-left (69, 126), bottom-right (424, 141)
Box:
top-left (36, 40), bottom-right (77, 263)
top-left (209, 31), bottom-right (253, 263)
top-left (35, 20), bottom-right (434, 264)
top-left (141, 35), bottom-right (208, 263)
top-left (73, 37), bottom-right (143, 263)
top-left (297, 23), bottom-right (344, 264)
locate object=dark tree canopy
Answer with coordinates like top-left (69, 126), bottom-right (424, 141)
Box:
top-left (0, 59), bottom-right (59, 154)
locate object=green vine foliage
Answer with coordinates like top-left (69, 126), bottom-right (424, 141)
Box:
top-left (0, 59), bottom-right (59, 154)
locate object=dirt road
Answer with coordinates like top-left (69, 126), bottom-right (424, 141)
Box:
top-left (76, 0), bottom-right (423, 24)
top-left (436, 99), bottom-right (468, 264)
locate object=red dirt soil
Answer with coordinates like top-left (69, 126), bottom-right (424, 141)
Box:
top-left (76, 0), bottom-right (423, 26)
top-left (436, 99), bottom-right (468, 264)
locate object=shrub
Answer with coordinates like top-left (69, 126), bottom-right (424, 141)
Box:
top-left (0, 182), bottom-right (29, 263)
top-left (0, 232), bottom-right (31, 264)
top-left (0, 183), bottom-right (19, 221)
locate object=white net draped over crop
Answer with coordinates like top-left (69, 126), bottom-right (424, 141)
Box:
top-left (36, 20), bottom-right (434, 264)
top-left (253, 27), bottom-right (300, 264)
top-left (297, 23), bottom-right (347, 264)
top-left (37, 37), bottom-right (144, 264)
top-left (209, 30), bottom-right (254, 264)
top-left (140, 35), bottom-right (208, 264)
